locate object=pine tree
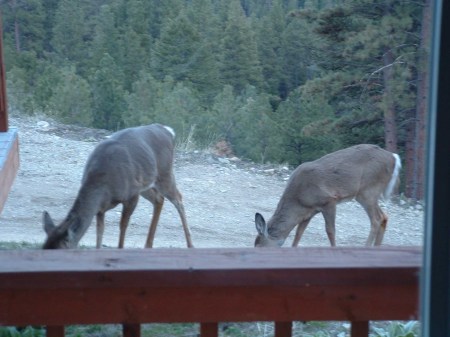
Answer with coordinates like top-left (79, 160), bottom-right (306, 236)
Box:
top-left (185, 0), bottom-right (223, 102)
top-left (210, 85), bottom-right (240, 142)
top-left (255, 0), bottom-right (287, 97)
top-left (231, 86), bottom-right (280, 163)
top-left (220, 0), bottom-right (263, 94)
top-left (48, 66), bottom-right (93, 126)
top-left (91, 53), bottom-right (127, 130)
top-left (124, 71), bottom-right (163, 127)
top-left (114, 0), bottom-right (152, 91)
top-left (0, 0), bottom-right (46, 55)
top-left (151, 10), bottom-right (200, 82)
top-left (152, 80), bottom-right (201, 141)
top-left (51, 0), bottom-right (89, 64)
top-left (90, 5), bottom-right (120, 72)
top-left (273, 84), bottom-right (338, 164)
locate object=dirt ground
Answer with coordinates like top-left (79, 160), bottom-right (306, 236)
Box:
top-left (0, 115), bottom-right (424, 248)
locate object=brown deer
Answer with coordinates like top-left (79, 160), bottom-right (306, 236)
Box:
top-left (42, 124), bottom-right (193, 249)
top-left (254, 144), bottom-right (401, 247)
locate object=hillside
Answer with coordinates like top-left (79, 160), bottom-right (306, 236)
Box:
top-left (0, 115), bottom-right (423, 248)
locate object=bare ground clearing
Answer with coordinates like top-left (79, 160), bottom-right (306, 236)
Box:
top-left (0, 115), bottom-right (424, 248)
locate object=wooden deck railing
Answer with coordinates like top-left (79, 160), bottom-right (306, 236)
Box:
top-left (0, 247), bottom-right (421, 337)
top-left (0, 127), bottom-right (19, 214)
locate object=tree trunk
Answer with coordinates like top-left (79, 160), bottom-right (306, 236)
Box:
top-left (414, 0), bottom-right (432, 200)
top-left (9, 0), bottom-right (21, 53)
top-left (404, 0), bottom-right (432, 200)
top-left (404, 110), bottom-right (416, 198)
top-left (382, 49), bottom-right (398, 154)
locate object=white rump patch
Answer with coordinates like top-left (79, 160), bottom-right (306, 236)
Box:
top-left (163, 125), bottom-right (176, 138)
top-left (384, 153), bottom-right (402, 200)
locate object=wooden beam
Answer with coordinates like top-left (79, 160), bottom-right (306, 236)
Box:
top-left (123, 324), bottom-right (141, 337)
top-left (201, 323), bottom-right (218, 337)
top-left (0, 131), bottom-right (19, 214)
top-left (46, 326), bottom-right (65, 337)
top-left (0, 247), bottom-right (420, 326)
top-left (0, 15), bottom-right (8, 132)
top-left (275, 322), bottom-right (292, 337)
top-left (351, 321), bottom-right (369, 337)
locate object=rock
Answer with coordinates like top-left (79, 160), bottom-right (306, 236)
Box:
top-left (36, 121), bottom-right (50, 130)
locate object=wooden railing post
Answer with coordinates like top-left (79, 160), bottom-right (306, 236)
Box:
top-left (46, 326), bottom-right (65, 337)
top-left (351, 321), bottom-right (369, 337)
top-left (0, 15), bottom-right (9, 132)
top-left (275, 321), bottom-right (292, 337)
top-left (200, 322), bottom-right (218, 337)
top-left (123, 324), bottom-right (141, 337)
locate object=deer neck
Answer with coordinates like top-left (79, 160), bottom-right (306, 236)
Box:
top-left (267, 215), bottom-right (296, 243)
top-left (64, 186), bottom-right (106, 245)
top-left (268, 201), bottom-right (310, 243)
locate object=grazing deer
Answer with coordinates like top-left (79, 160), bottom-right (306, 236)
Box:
top-left (42, 124), bottom-right (193, 249)
top-left (254, 144), bottom-right (401, 247)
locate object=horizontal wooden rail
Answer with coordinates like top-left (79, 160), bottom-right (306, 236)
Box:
top-left (0, 247), bottom-right (421, 337)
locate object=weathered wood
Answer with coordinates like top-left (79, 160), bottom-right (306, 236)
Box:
top-left (0, 15), bottom-right (8, 132)
top-left (46, 326), bottom-right (65, 337)
top-left (0, 131), bottom-right (19, 214)
top-left (201, 323), bottom-right (218, 337)
top-left (123, 324), bottom-right (140, 337)
top-left (0, 247), bottom-right (420, 328)
top-left (351, 321), bottom-right (369, 337)
top-left (275, 322), bottom-right (292, 337)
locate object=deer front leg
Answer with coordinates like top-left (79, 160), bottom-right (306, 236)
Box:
top-left (322, 204), bottom-right (337, 247)
top-left (292, 218), bottom-right (313, 247)
top-left (118, 196), bottom-right (139, 249)
top-left (145, 196), bottom-right (164, 248)
top-left (96, 212), bottom-right (105, 249)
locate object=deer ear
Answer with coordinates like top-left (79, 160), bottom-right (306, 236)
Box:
top-left (43, 211), bottom-right (56, 234)
top-left (255, 213), bottom-right (268, 237)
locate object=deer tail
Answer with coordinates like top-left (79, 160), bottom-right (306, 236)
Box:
top-left (163, 125), bottom-right (176, 138)
top-left (383, 153), bottom-right (402, 200)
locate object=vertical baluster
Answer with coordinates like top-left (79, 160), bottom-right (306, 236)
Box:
top-left (200, 322), bottom-right (218, 337)
top-left (46, 326), bottom-right (65, 337)
top-left (351, 321), bottom-right (369, 337)
top-left (275, 321), bottom-right (292, 337)
top-left (123, 324), bottom-right (141, 337)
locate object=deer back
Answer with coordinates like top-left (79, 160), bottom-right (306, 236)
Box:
top-left (284, 144), bottom-right (396, 207)
top-left (265, 144), bottom-right (397, 235)
top-left (81, 124), bottom-right (175, 203)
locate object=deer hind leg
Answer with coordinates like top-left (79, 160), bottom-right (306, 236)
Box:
top-left (118, 195), bottom-right (139, 249)
top-left (374, 211), bottom-right (388, 246)
top-left (165, 188), bottom-right (193, 248)
top-left (141, 188), bottom-right (164, 248)
top-left (156, 174), bottom-right (193, 248)
top-left (360, 201), bottom-right (387, 246)
top-left (96, 212), bottom-right (105, 249)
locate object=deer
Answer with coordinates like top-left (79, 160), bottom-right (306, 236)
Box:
top-left (42, 123), bottom-right (193, 249)
top-left (254, 144), bottom-right (401, 248)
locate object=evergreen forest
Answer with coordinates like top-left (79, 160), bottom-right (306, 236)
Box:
top-left (0, 0), bottom-right (431, 199)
